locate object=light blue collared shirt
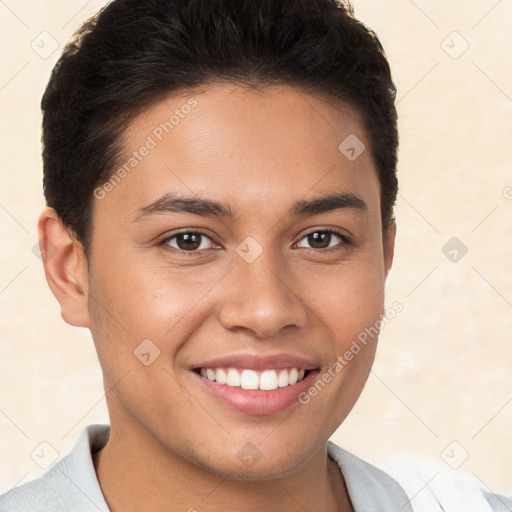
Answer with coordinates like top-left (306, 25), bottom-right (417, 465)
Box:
top-left (0, 424), bottom-right (509, 511)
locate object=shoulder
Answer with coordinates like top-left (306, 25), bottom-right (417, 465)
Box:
top-left (384, 454), bottom-right (512, 512)
top-left (0, 463), bottom-right (85, 512)
top-left (0, 424), bottom-right (110, 512)
top-left (327, 441), bottom-right (511, 512)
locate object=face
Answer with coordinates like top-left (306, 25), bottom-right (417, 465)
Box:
top-left (47, 83), bottom-right (395, 480)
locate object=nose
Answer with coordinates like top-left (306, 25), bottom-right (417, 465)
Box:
top-left (218, 250), bottom-right (307, 338)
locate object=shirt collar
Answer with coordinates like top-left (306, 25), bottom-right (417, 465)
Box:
top-left (65, 425), bottom-right (413, 512)
top-left (327, 440), bottom-right (414, 512)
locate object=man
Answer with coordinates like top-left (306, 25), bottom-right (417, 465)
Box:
top-left (0, 0), bottom-right (509, 510)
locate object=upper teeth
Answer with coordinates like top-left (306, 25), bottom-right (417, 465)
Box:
top-left (199, 367), bottom-right (306, 390)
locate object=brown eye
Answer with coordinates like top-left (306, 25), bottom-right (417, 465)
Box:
top-left (175, 233), bottom-right (202, 250)
top-left (160, 231), bottom-right (215, 253)
top-left (307, 232), bottom-right (332, 249)
top-left (296, 229), bottom-right (349, 250)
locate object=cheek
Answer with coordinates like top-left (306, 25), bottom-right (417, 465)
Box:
top-left (90, 251), bottom-right (209, 329)
top-left (308, 258), bottom-right (385, 334)
top-left (87, 256), bottom-right (225, 385)
top-left (86, 262), bottom-right (194, 424)
top-left (300, 265), bottom-right (384, 426)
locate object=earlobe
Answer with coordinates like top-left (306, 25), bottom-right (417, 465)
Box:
top-left (383, 220), bottom-right (397, 280)
top-left (37, 207), bottom-right (91, 328)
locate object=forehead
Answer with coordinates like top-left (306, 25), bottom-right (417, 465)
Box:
top-left (96, 83), bottom-right (380, 224)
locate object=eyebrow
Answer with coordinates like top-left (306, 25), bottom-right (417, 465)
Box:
top-left (132, 191), bottom-right (367, 222)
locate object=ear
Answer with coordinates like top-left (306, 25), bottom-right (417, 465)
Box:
top-left (383, 220), bottom-right (396, 281)
top-left (37, 207), bottom-right (91, 328)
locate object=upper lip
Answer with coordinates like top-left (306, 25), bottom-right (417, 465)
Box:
top-left (191, 353), bottom-right (321, 371)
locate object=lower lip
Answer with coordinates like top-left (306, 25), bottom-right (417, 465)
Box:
top-left (191, 369), bottom-right (320, 415)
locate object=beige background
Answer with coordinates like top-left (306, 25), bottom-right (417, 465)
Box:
top-left (0, 0), bottom-right (511, 498)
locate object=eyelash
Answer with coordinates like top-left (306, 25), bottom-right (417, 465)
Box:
top-left (158, 228), bottom-right (351, 257)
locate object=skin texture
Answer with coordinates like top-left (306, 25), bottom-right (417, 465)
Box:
top-left (38, 83), bottom-right (396, 512)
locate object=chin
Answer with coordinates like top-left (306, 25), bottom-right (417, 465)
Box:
top-left (189, 442), bottom-right (315, 481)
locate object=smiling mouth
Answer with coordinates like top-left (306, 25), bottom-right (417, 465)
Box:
top-left (193, 367), bottom-right (312, 391)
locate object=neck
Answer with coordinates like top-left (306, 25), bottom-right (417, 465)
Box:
top-left (92, 425), bottom-right (354, 512)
